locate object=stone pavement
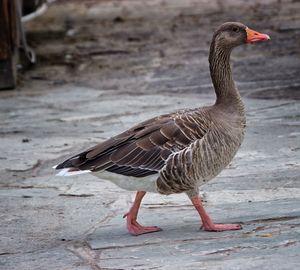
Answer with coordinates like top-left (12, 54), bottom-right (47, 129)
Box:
top-left (0, 1), bottom-right (300, 269)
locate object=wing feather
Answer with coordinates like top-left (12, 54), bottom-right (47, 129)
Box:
top-left (56, 109), bottom-right (211, 178)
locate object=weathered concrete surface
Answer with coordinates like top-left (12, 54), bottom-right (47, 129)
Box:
top-left (0, 0), bottom-right (300, 269)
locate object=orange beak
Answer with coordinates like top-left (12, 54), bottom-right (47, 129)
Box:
top-left (246, 27), bottom-right (270, 43)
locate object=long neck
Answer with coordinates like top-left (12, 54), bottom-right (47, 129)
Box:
top-left (209, 41), bottom-right (244, 111)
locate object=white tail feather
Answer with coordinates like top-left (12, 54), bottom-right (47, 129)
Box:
top-left (56, 168), bottom-right (91, 177)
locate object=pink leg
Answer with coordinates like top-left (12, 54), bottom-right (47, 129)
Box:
top-left (191, 196), bottom-right (242, 232)
top-left (123, 191), bottom-right (162, 236)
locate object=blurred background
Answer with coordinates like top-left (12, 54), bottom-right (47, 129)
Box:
top-left (1, 0), bottom-right (299, 95)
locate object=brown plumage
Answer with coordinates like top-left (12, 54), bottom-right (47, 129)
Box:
top-left (56, 22), bottom-right (270, 235)
top-left (57, 109), bottom-right (209, 178)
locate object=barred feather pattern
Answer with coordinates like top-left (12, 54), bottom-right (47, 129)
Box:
top-left (156, 108), bottom-right (245, 194)
top-left (56, 108), bottom-right (212, 177)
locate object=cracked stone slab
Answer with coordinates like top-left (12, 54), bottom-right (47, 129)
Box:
top-left (93, 220), bottom-right (300, 270)
top-left (0, 246), bottom-right (92, 270)
top-left (87, 199), bottom-right (300, 250)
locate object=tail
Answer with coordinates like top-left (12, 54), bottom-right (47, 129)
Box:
top-left (53, 165), bottom-right (91, 177)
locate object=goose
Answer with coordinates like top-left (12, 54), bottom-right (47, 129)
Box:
top-left (55, 22), bottom-right (270, 236)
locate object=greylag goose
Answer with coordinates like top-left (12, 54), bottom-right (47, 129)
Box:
top-left (55, 22), bottom-right (270, 235)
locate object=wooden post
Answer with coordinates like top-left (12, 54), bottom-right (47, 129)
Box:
top-left (0, 0), bottom-right (19, 90)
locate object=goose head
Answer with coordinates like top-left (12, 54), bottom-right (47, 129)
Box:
top-left (212, 22), bottom-right (270, 50)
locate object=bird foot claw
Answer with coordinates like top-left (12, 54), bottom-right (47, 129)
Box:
top-left (124, 213), bottom-right (162, 235)
top-left (128, 224), bottom-right (162, 236)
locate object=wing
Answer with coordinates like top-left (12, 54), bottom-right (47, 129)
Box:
top-left (56, 109), bottom-right (211, 177)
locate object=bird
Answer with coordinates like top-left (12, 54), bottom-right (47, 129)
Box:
top-left (55, 22), bottom-right (270, 236)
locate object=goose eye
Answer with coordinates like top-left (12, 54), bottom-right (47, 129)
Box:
top-left (232, 27), bottom-right (239, 33)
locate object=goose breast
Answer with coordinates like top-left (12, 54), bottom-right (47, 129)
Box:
top-left (156, 107), bottom-right (246, 195)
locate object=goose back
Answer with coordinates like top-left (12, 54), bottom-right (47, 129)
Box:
top-left (56, 108), bottom-right (211, 178)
